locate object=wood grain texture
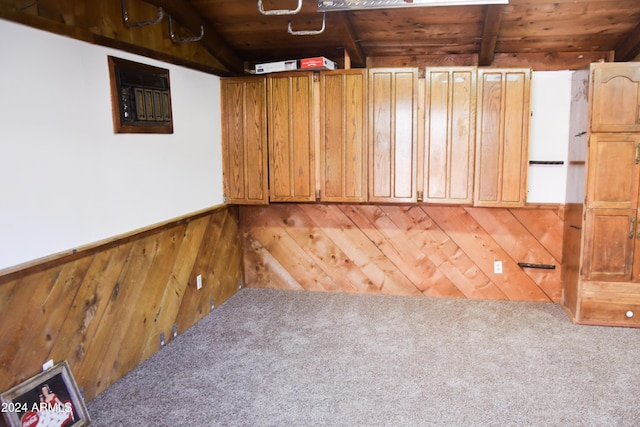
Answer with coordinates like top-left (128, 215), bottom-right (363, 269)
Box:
top-left (0, 206), bottom-right (241, 401)
top-left (241, 204), bottom-right (563, 303)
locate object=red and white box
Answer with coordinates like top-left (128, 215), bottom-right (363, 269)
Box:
top-left (299, 56), bottom-right (337, 70)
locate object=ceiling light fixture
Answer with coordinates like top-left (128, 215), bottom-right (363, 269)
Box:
top-left (318, 0), bottom-right (508, 11)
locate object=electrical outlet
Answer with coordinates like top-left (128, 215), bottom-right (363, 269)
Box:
top-left (196, 274), bottom-right (203, 290)
top-left (494, 260), bottom-right (503, 274)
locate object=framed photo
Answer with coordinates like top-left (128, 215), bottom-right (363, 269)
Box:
top-left (108, 55), bottom-right (173, 134)
top-left (0, 361), bottom-right (90, 427)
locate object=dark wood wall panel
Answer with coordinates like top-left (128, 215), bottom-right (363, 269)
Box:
top-left (0, 206), bottom-right (241, 401)
top-left (241, 204), bottom-right (564, 303)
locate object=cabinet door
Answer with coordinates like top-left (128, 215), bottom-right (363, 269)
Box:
top-left (586, 134), bottom-right (640, 210)
top-left (320, 70), bottom-right (367, 202)
top-left (583, 208), bottom-right (637, 282)
top-left (590, 63), bottom-right (640, 133)
top-left (474, 69), bottom-right (531, 207)
top-left (423, 67), bottom-right (476, 204)
top-left (368, 68), bottom-right (418, 203)
top-left (268, 72), bottom-right (316, 202)
top-left (220, 77), bottom-right (268, 205)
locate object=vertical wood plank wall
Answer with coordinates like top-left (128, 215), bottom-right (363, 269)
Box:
top-left (241, 204), bottom-right (564, 302)
top-left (0, 206), bottom-right (241, 402)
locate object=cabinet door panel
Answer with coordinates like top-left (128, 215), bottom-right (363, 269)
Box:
top-left (320, 70), bottom-right (367, 202)
top-left (591, 63), bottom-right (640, 133)
top-left (268, 73), bottom-right (315, 202)
top-left (369, 68), bottom-right (418, 203)
top-left (220, 77), bottom-right (268, 205)
top-left (423, 68), bottom-right (476, 204)
top-left (474, 69), bottom-right (530, 207)
top-left (586, 134), bottom-right (640, 210)
top-left (583, 208), bottom-right (636, 282)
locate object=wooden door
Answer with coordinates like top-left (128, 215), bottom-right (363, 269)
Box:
top-left (423, 67), bottom-right (476, 204)
top-left (474, 68), bottom-right (531, 207)
top-left (319, 70), bottom-right (367, 202)
top-left (590, 63), bottom-right (640, 133)
top-left (368, 68), bottom-right (418, 203)
top-left (268, 72), bottom-right (316, 202)
top-left (583, 208), bottom-right (637, 282)
top-left (220, 77), bottom-right (268, 205)
top-left (586, 134), bottom-right (640, 210)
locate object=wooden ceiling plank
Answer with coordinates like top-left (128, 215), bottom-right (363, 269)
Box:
top-left (478, 5), bottom-right (504, 66)
top-left (144, 0), bottom-right (244, 74)
top-left (333, 12), bottom-right (366, 67)
top-left (614, 20), bottom-right (640, 61)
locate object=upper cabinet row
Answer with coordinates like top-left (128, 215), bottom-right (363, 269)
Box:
top-left (220, 67), bottom-right (531, 206)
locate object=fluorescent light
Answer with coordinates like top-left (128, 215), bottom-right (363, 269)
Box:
top-left (318, 0), bottom-right (508, 11)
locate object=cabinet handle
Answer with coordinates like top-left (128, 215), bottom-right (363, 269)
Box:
top-left (630, 216), bottom-right (636, 239)
top-left (636, 143), bottom-right (640, 164)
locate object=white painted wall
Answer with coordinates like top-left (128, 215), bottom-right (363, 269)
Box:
top-left (0, 20), bottom-right (223, 270)
top-left (527, 70), bottom-right (574, 204)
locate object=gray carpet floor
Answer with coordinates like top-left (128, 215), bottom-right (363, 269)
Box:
top-left (87, 288), bottom-right (640, 426)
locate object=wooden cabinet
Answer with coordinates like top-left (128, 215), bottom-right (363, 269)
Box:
top-left (422, 67), bottom-right (476, 204)
top-left (563, 62), bottom-right (640, 327)
top-left (474, 68), bottom-right (531, 207)
top-left (583, 208), bottom-right (638, 282)
top-left (586, 133), bottom-right (640, 210)
top-left (590, 63), bottom-right (640, 133)
top-left (368, 68), bottom-right (418, 203)
top-left (220, 77), bottom-right (268, 205)
top-left (319, 70), bottom-right (367, 202)
top-left (267, 72), bottom-right (316, 202)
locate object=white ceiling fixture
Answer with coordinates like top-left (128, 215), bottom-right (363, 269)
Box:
top-left (318, 0), bottom-right (508, 11)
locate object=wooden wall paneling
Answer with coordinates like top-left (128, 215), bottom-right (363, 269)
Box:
top-left (88, 236), bottom-right (161, 398)
top-left (0, 262), bottom-right (90, 391)
top-left (422, 207), bottom-right (550, 302)
top-left (511, 207), bottom-right (565, 263)
top-left (379, 205), bottom-right (505, 300)
top-left (241, 206), bottom-right (342, 292)
top-left (175, 207), bottom-right (242, 331)
top-left (241, 204), bottom-right (563, 302)
top-left (302, 204), bottom-right (413, 294)
top-left (0, 207), bottom-right (241, 402)
top-left (561, 203), bottom-right (584, 318)
top-left (138, 217), bottom-right (208, 362)
top-left (350, 205), bottom-right (464, 297)
top-left (111, 227), bottom-right (187, 380)
top-left (337, 205), bottom-right (452, 296)
top-left (276, 205), bottom-right (381, 293)
top-left (60, 244), bottom-right (135, 393)
top-left (467, 207), bottom-right (563, 302)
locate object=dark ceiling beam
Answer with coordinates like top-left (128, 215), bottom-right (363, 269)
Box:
top-left (614, 20), bottom-right (640, 61)
top-left (478, 5), bottom-right (504, 66)
top-left (334, 12), bottom-right (366, 67)
top-left (144, 0), bottom-right (244, 74)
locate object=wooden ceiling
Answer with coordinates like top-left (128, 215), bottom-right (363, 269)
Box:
top-left (1, 0), bottom-right (639, 75)
top-left (173, 0), bottom-right (640, 72)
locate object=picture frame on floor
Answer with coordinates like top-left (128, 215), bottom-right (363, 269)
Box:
top-left (0, 361), bottom-right (90, 427)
